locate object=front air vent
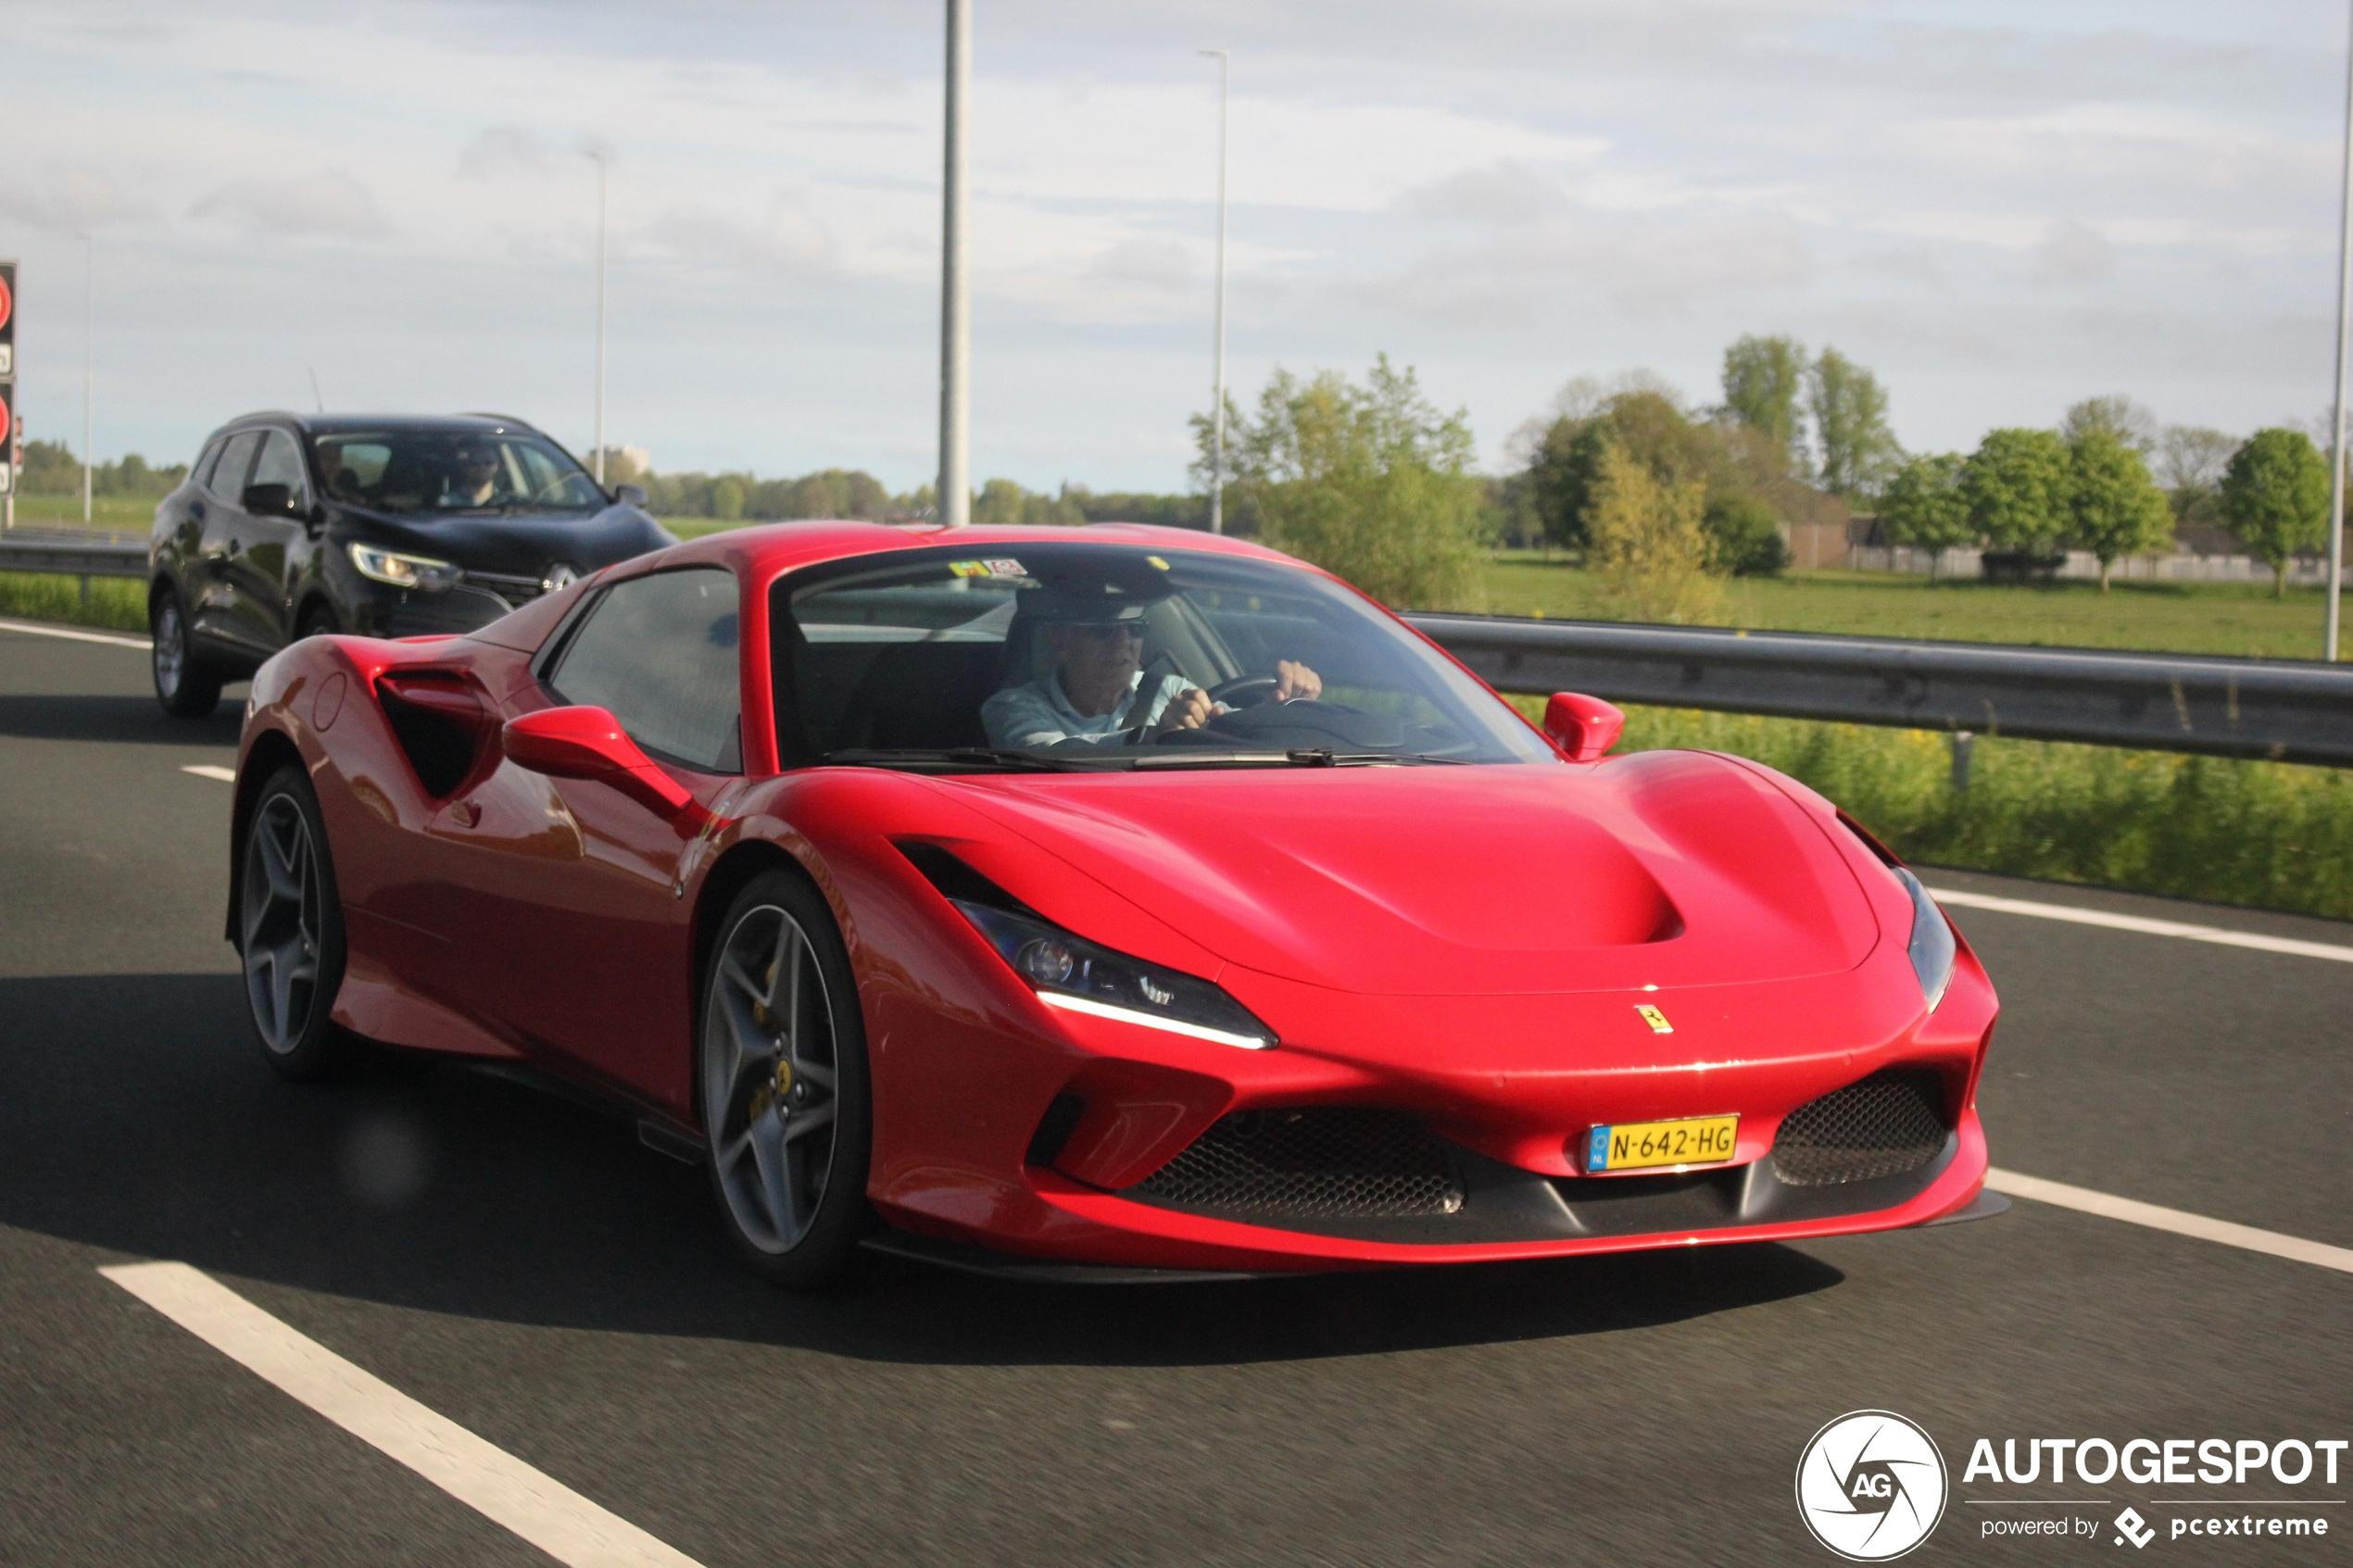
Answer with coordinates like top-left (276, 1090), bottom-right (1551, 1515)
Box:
top-left (1771, 1070), bottom-right (1948, 1187)
top-left (1128, 1108), bottom-right (1466, 1220)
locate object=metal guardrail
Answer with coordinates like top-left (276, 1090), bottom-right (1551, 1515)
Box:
top-left (0, 532), bottom-right (148, 579)
top-left (1, 533), bottom-right (2344, 766)
top-left (1405, 612), bottom-right (2353, 768)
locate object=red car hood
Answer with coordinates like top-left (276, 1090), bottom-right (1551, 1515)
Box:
top-left (938, 751), bottom-right (1882, 997)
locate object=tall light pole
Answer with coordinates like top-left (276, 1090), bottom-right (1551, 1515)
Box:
top-left (2330, 0), bottom-right (2353, 660)
top-left (82, 234), bottom-right (93, 526)
top-left (938, 0), bottom-right (972, 528)
top-left (1201, 49), bottom-right (1229, 535)
top-left (587, 148), bottom-right (610, 486)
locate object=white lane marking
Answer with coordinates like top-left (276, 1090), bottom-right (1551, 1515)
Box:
top-left (182, 764), bottom-right (237, 782)
top-left (1928, 887), bottom-right (2353, 965)
top-left (0, 616), bottom-right (151, 650)
top-left (100, 1262), bottom-right (705, 1568)
top-left (1985, 1170), bottom-right (2353, 1275)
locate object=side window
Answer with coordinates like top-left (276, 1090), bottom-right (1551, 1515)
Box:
top-left (250, 430), bottom-right (308, 505)
top-left (192, 439), bottom-right (226, 490)
top-left (211, 432), bottom-right (262, 498)
top-left (550, 568), bottom-right (743, 773)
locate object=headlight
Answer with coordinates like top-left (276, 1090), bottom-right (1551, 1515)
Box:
top-left (950, 899), bottom-right (1277, 1049)
top-left (1890, 865), bottom-right (1956, 1010)
top-left (348, 542), bottom-right (464, 592)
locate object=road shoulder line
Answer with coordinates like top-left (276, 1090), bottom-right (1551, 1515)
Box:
top-left (99, 1261), bottom-right (704, 1568)
top-left (1985, 1169), bottom-right (2353, 1275)
top-left (0, 616), bottom-right (151, 650)
top-left (1928, 887), bottom-right (2353, 964)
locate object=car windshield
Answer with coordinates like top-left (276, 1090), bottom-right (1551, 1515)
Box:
top-left (310, 428), bottom-right (608, 516)
top-left (775, 542), bottom-right (1555, 770)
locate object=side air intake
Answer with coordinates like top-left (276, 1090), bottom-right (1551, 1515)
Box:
top-left (1770, 1070), bottom-right (1948, 1187)
top-left (1127, 1108), bottom-right (1465, 1220)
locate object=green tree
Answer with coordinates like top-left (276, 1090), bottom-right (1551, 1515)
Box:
top-left (1808, 348), bottom-right (1902, 497)
top-left (1520, 416), bottom-right (1614, 551)
top-left (2060, 395), bottom-right (2158, 456)
top-left (1699, 493), bottom-right (1791, 576)
top-left (1962, 428), bottom-right (2073, 556)
top-left (1720, 333), bottom-right (1808, 467)
top-left (1586, 442), bottom-right (1721, 623)
top-left (2068, 428), bottom-right (2174, 590)
top-left (1210, 355), bottom-right (1486, 609)
top-left (1878, 453), bottom-right (1974, 556)
top-left (2157, 424), bottom-right (2237, 528)
top-left (711, 475), bottom-right (747, 521)
top-left (2218, 428), bottom-right (2330, 596)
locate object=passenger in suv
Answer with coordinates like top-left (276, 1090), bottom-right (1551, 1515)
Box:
top-left (148, 413), bottom-right (673, 716)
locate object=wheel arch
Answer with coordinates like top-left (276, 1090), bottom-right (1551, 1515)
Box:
top-left (686, 839), bottom-right (842, 1117)
top-left (225, 727), bottom-right (306, 947)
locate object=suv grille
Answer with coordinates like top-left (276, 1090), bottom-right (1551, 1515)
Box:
top-left (464, 570), bottom-right (547, 606)
top-left (1129, 1109), bottom-right (1466, 1220)
top-left (1771, 1071), bottom-right (1947, 1187)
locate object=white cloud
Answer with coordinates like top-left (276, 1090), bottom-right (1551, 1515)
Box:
top-left (0, 164), bottom-right (153, 231)
top-left (458, 124), bottom-right (554, 181)
top-left (189, 169), bottom-right (387, 238)
top-left (2034, 220), bottom-right (2115, 284)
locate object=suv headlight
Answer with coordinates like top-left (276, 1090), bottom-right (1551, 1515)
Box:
top-left (1890, 865), bottom-right (1957, 1010)
top-left (950, 900), bottom-right (1277, 1049)
top-left (348, 542), bottom-right (464, 592)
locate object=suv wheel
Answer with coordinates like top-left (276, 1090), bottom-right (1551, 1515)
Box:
top-left (152, 593), bottom-right (224, 719)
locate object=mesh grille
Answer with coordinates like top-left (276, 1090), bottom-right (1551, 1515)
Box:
top-left (1130, 1109), bottom-right (1465, 1219)
top-left (1771, 1071), bottom-right (1947, 1187)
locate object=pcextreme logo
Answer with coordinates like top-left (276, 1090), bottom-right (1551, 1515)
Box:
top-left (1796, 1411), bottom-right (1951, 1561)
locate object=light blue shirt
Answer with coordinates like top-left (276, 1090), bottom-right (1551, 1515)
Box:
top-left (982, 669), bottom-right (1197, 750)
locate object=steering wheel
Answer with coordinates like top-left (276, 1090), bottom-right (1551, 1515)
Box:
top-left (1208, 674), bottom-right (1284, 709)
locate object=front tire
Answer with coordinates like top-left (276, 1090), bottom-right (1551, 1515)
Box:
top-left (700, 871), bottom-right (873, 1287)
top-left (152, 592), bottom-right (224, 718)
top-left (239, 764), bottom-right (353, 1081)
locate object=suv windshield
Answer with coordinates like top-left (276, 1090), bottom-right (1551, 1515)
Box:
top-left (776, 542), bottom-right (1555, 770)
top-left (310, 428), bottom-right (607, 516)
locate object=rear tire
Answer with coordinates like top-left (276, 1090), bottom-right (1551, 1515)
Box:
top-left (700, 870), bottom-right (873, 1288)
top-left (152, 592), bottom-right (224, 719)
top-left (239, 764), bottom-right (353, 1082)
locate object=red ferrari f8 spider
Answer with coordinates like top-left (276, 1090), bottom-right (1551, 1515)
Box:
top-left (227, 522), bottom-right (1999, 1285)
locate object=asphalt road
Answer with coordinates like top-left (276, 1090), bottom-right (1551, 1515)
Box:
top-left (2, 621), bottom-right (2347, 1567)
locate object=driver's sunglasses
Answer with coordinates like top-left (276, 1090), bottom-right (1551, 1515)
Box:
top-left (1071, 622), bottom-right (1144, 643)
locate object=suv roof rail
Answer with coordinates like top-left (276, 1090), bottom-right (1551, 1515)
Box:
top-left (456, 412), bottom-right (542, 430)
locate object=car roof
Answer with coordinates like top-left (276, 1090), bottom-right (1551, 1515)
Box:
top-left (645, 520), bottom-right (1305, 588)
top-left (206, 411), bottom-right (548, 442)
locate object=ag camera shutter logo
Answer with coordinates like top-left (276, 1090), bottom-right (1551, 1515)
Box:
top-left (1795, 1410), bottom-right (1949, 1561)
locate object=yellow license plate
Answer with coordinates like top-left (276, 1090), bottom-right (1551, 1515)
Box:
top-left (1585, 1115), bottom-right (1740, 1173)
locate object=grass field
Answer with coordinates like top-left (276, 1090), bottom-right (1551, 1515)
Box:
top-left (6, 495), bottom-right (161, 533)
top-left (1503, 696), bottom-right (2353, 922)
top-left (1482, 555), bottom-right (2334, 661)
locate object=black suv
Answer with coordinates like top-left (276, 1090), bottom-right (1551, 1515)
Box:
top-left (148, 412), bottom-right (673, 716)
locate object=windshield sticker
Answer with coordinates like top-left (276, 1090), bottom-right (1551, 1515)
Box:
top-left (1146, 556), bottom-right (1171, 571)
top-left (950, 558), bottom-right (1027, 579)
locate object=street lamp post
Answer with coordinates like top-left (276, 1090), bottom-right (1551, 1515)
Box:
top-left (2330, 2), bottom-right (2353, 660)
top-left (82, 234), bottom-right (93, 527)
top-left (939, 0), bottom-right (972, 528)
top-left (587, 149), bottom-right (610, 486)
top-left (1201, 48), bottom-right (1229, 535)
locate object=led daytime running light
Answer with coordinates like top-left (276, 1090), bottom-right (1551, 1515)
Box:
top-left (348, 542), bottom-right (464, 592)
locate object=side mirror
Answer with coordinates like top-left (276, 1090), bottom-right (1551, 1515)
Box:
top-left (501, 705), bottom-right (697, 818)
top-left (1543, 691), bottom-right (1625, 764)
top-left (242, 482), bottom-right (301, 518)
top-left (613, 483), bottom-right (648, 508)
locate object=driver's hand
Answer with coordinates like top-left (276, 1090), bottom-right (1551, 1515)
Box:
top-left (1274, 660), bottom-right (1322, 703)
top-left (1152, 686), bottom-right (1216, 735)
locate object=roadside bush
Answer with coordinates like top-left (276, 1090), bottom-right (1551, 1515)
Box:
top-left (1586, 444), bottom-right (1723, 624)
top-left (1701, 494), bottom-right (1792, 576)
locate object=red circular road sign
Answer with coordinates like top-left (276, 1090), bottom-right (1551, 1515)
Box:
top-left (0, 271), bottom-right (12, 333)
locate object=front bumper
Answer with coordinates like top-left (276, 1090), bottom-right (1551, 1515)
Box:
top-left (863, 935), bottom-right (2000, 1274)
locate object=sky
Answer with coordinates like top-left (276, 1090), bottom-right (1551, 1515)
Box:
top-left (2, 0), bottom-right (2349, 493)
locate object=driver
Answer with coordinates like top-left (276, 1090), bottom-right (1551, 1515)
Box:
top-left (981, 592), bottom-right (1320, 752)
top-left (441, 440), bottom-right (504, 508)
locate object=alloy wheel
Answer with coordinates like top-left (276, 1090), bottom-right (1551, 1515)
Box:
top-left (704, 904), bottom-right (841, 1254)
top-left (153, 600), bottom-right (186, 698)
top-left (240, 793), bottom-right (323, 1056)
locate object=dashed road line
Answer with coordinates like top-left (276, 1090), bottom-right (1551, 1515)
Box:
top-left (0, 616), bottom-right (151, 649)
top-left (1928, 887), bottom-right (2353, 965)
top-left (181, 764), bottom-right (237, 782)
top-left (1985, 1170), bottom-right (2353, 1275)
top-left (100, 1262), bottom-right (705, 1568)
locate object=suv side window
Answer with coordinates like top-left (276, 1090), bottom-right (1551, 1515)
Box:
top-left (192, 438), bottom-right (226, 490)
top-left (249, 430), bottom-right (309, 505)
top-left (210, 432), bottom-right (263, 498)
top-left (550, 568), bottom-right (743, 773)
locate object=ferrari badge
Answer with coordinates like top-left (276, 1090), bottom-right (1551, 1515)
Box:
top-left (1635, 1004), bottom-right (1674, 1035)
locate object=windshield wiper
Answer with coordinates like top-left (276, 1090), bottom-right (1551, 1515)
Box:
top-left (1126, 748), bottom-right (1472, 770)
top-left (822, 747), bottom-right (1112, 773)
top-left (1282, 749), bottom-right (1472, 767)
